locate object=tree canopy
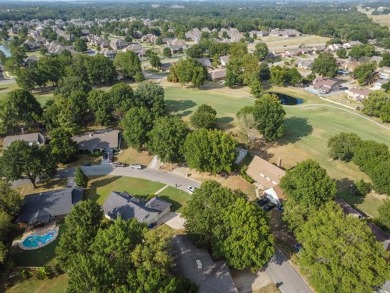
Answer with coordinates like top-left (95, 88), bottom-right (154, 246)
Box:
top-left (312, 52), bottom-right (338, 77)
top-left (328, 132), bottom-right (362, 162)
top-left (190, 104), bottom-right (217, 129)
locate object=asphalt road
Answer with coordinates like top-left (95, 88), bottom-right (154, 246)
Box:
top-left (58, 164), bottom-right (201, 192)
top-left (265, 250), bottom-right (312, 293)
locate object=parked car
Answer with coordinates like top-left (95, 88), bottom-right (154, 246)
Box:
top-left (83, 163), bottom-right (91, 167)
top-left (187, 186), bottom-right (196, 194)
top-left (262, 203), bottom-right (275, 211)
top-left (129, 164), bottom-right (143, 170)
top-left (257, 197), bottom-right (270, 206)
top-left (294, 244), bottom-right (302, 253)
top-left (113, 162), bottom-right (127, 168)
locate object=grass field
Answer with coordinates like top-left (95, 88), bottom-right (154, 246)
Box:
top-left (358, 6), bottom-right (390, 28)
top-left (5, 275), bottom-right (68, 293)
top-left (12, 225), bottom-right (65, 267)
top-left (157, 186), bottom-right (190, 212)
top-left (250, 35), bottom-right (330, 51)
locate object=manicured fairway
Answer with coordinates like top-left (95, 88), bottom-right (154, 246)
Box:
top-left (6, 275), bottom-right (68, 293)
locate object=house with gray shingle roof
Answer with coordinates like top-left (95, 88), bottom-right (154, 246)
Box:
top-left (103, 191), bottom-right (171, 225)
top-left (3, 133), bottom-right (45, 149)
top-left (72, 129), bottom-right (120, 153)
top-left (18, 186), bottom-right (83, 225)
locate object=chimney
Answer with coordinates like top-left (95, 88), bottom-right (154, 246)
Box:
top-left (277, 157), bottom-right (282, 168)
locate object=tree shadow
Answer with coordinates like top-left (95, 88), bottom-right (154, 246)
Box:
top-left (278, 117), bottom-right (313, 145)
top-left (200, 82), bottom-right (226, 90)
top-left (216, 116), bottom-right (234, 130)
top-left (84, 176), bottom-right (121, 202)
top-left (176, 110), bottom-right (192, 118)
top-left (165, 99), bottom-right (197, 114)
top-left (336, 178), bottom-right (365, 205)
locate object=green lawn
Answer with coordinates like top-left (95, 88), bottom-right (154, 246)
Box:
top-left (12, 225), bottom-right (65, 267)
top-left (5, 275), bottom-right (68, 293)
top-left (157, 186), bottom-right (191, 212)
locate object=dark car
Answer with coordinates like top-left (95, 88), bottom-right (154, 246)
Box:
top-left (113, 162), bottom-right (127, 168)
top-left (262, 203), bottom-right (275, 211)
top-left (257, 197), bottom-right (270, 206)
top-left (83, 163), bottom-right (91, 167)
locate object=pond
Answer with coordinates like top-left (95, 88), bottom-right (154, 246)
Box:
top-left (269, 92), bottom-right (303, 105)
top-left (0, 44), bottom-right (11, 57)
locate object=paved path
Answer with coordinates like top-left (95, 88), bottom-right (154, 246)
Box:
top-left (265, 250), bottom-right (312, 293)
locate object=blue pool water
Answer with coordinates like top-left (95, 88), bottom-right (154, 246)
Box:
top-left (22, 231), bottom-right (56, 248)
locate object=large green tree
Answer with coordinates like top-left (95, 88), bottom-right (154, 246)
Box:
top-left (134, 81), bottom-right (166, 118)
top-left (254, 42), bottom-right (269, 60)
top-left (74, 167), bottom-right (88, 188)
top-left (252, 93), bottom-right (286, 141)
top-left (190, 104), bottom-right (217, 129)
top-left (122, 107), bottom-right (154, 151)
top-left (85, 54), bottom-right (117, 85)
top-left (114, 51), bottom-right (143, 79)
top-left (109, 82), bottom-right (135, 117)
top-left (88, 90), bottom-right (114, 126)
top-left (362, 90), bottom-right (390, 118)
top-left (56, 200), bottom-right (103, 270)
top-left (168, 58), bottom-right (207, 88)
top-left (280, 159), bottom-right (337, 231)
top-left (0, 180), bottom-right (21, 216)
top-left (0, 89), bottom-right (42, 134)
top-left (296, 202), bottom-right (390, 293)
top-left (378, 200), bottom-right (390, 231)
top-left (49, 127), bottom-right (78, 164)
top-left (328, 132), bottom-right (362, 162)
top-left (353, 62), bottom-right (377, 85)
top-left (312, 52), bottom-right (338, 77)
top-left (183, 129), bottom-right (237, 174)
top-left (0, 141), bottom-right (56, 188)
top-left (148, 116), bottom-right (189, 162)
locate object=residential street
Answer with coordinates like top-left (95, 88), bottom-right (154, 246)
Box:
top-left (58, 164), bottom-right (201, 192)
top-left (266, 250), bottom-right (312, 293)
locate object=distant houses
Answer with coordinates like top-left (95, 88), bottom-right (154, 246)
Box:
top-left (269, 28), bottom-right (302, 38)
top-left (102, 191), bottom-right (171, 225)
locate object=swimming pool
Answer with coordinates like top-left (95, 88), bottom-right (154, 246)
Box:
top-left (21, 231), bottom-right (56, 249)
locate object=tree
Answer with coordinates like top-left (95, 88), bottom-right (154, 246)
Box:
top-left (0, 180), bottom-right (21, 216)
top-left (353, 62), bottom-right (377, 85)
top-left (163, 47), bottom-right (172, 57)
top-left (148, 116), bottom-right (189, 163)
top-left (336, 48), bottom-right (347, 58)
top-left (87, 90), bottom-right (114, 126)
top-left (352, 140), bottom-right (389, 172)
top-left (149, 52), bottom-right (162, 69)
top-left (379, 53), bottom-right (390, 67)
top-left (355, 179), bottom-right (371, 196)
top-left (186, 44), bottom-right (205, 58)
top-left (280, 159), bottom-right (336, 231)
top-left (85, 54), bottom-right (117, 85)
top-left (0, 89), bottom-right (42, 134)
top-left (254, 42), bottom-right (269, 60)
top-left (259, 62), bottom-right (271, 81)
top-left (168, 58), bottom-right (207, 88)
top-left (183, 181), bottom-right (274, 271)
top-left (250, 78), bottom-right (264, 98)
top-left (363, 90), bottom-right (390, 118)
top-left (191, 65), bottom-right (207, 88)
top-left (184, 129), bottom-right (237, 174)
top-left (241, 54), bottom-right (260, 86)
top-left (114, 51), bottom-right (142, 79)
top-left (0, 141), bottom-right (56, 188)
top-left (134, 81), bottom-right (166, 118)
top-left (380, 103), bottom-right (390, 123)
top-left (252, 93), bottom-right (286, 141)
top-left (122, 107), bottom-right (154, 151)
top-left (109, 82), bottom-right (135, 117)
top-left (49, 128), bottom-right (78, 164)
top-left (73, 38), bottom-right (87, 52)
top-left (190, 104), bottom-right (217, 129)
top-left (328, 132), bottom-right (362, 162)
top-left (378, 200), bottom-right (390, 231)
top-left (312, 52), bottom-right (338, 77)
top-left (370, 160), bottom-right (390, 195)
top-left (56, 200), bottom-right (103, 270)
top-left (296, 202), bottom-right (389, 293)
top-left (74, 167), bottom-right (88, 188)
top-left (217, 197), bottom-right (274, 270)
top-left (56, 75), bottom-right (92, 97)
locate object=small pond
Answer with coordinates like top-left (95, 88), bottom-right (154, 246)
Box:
top-left (269, 92), bottom-right (303, 105)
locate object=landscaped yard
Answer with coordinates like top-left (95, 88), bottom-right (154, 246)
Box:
top-left (5, 275), bottom-right (68, 293)
top-left (85, 176), bottom-right (190, 211)
top-left (12, 224), bottom-right (65, 267)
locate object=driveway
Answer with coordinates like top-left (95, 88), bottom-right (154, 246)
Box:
top-left (265, 249), bottom-right (312, 293)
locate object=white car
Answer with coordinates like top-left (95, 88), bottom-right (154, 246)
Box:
top-left (129, 164), bottom-right (143, 170)
top-left (187, 186), bottom-right (196, 194)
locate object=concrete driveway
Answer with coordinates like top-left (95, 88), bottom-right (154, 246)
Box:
top-left (157, 212), bottom-right (185, 230)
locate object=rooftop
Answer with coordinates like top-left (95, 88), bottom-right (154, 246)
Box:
top-left (3, 133), bottom-right (45, 148)
top-left (72, 129), bottom-right (120, 151)
top-left (247, 156), bottom-right (285, 189)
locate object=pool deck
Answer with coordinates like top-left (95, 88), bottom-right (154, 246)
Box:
top-left (13, 221), bottom-right (59, 250)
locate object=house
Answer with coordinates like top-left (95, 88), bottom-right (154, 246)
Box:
top-left (372, 79), bottom-right (388, 90)
top-left (171, 235), bottom-right (239, 293)
top-left (24, 55), bottom-right (39, 67)
top-left (100, 49), bottom-right (117, 60)
top-left (281, 49), bottom-right (301, 57)
top-left (123, 43), bottom-right (144, 56)
top-left (72, 129), bottom-right (120, 153)
top-left (141, 34), bottom-right (158, 44)
top-left (378, 67), bottom-right (390, 80)
top-left (342, 40), bottom-right (363, 49)
top-left (3, 133), bottom-right (45, 149)
top-left (185, 28), bottom-right (201, 43)
top-left (110, 38), bottom-right (127, 50)
top-left (18, 186), bottom-right (83, 226)
top-left (249, 30), bottom-right (269, 38)
top-left (367, 223), bottom-right (390, 251)
top-left (246, 156), bottom-right (286, 190)
top-left (167, 39), bottom-right (187, 54)
top-left (295, 58), bottom-right (314, 70)
top-left (102, 191), bottom-right (171, 225)
top-left (210, 69), bottom-right (227, 81)
top-left (313, 77), bottom-right (341, 94)
top-left (219, 55), bottom-right (230, 66)
top-left (197, 57), bottom-right (212, 67)
top-left (346, 87), bottom-right (372, 102)
top-left (327, 43), bottom-right (343, 52)
top-left (370, 56), bottom-right (383, 64)
top-left (23, 39), bottom-right (40, 51)
top-left (335, 199), bottom-right (364, 219)
top-left (269, 28), bottom-right (301, 38)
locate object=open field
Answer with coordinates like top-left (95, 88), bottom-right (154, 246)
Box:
top-left (0, 81), bottom-right (52, 106)
top-left (5, 275), bottom-right (68, 293)
top-left (358, 6), bottom-right (390, 27)
top-left (250, 35), bottom-right (330, 51)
